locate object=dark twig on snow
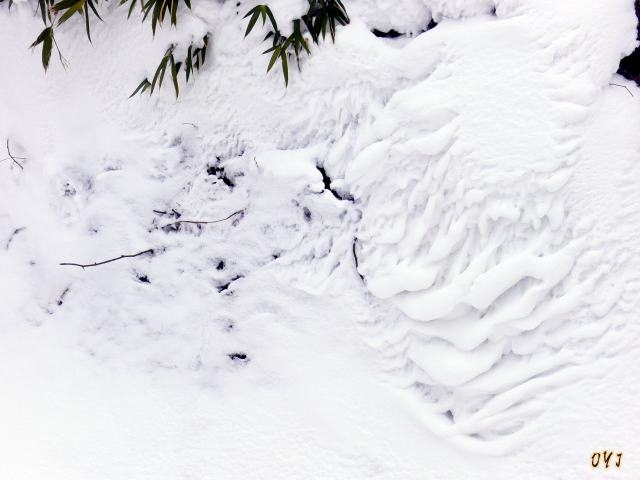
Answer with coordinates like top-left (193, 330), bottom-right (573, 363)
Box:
top-left (60, 249), bottom-right (154, 269)
top-left (353, 237), bottom-right (364, 280)
top-left (609, 83), bottom-right (634, 97)
top-left (1, 140), bottom-right (26, 170)
top-left (153, 208), bottom-right (181, 218)
top-left (160, 209), bottom-right (244, 230)
top-left (5, 227), bottom-right (25, 250)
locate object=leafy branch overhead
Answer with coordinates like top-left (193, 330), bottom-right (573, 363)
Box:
top-left (22, 0), bottom-right (349, 95)
top-left (245, 1), bottom-right (350, 86)
top-left (130, 36), bottom-right (208, 98)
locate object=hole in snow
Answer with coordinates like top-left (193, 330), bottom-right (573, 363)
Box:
top-left (303, 206), bottom-right (312, 222)
top-left (228, 352), bottom-right (249, 364)
top-left (207, 158), bottom-right (235, 188)
top-left (617, 1), bottom-right (640, 83)
top-left (372, 29), bottom-right (403, 39)
top-left (217, 275), bottom-right (243, 293)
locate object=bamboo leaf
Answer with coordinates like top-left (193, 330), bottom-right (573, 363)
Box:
top-left (30, 27), bottom-right (50, 47)
top-left (84, 1), bottom-right (91, 42)
top-left (243, 5), bottom-right (257, 19)
top-left (38, 0), bottom-right (48, 23)
top-left (42, 29), bottom-right (53, 70)
top-left (87, 0), bottom-right (103, 21)
top-left (185, 45), bottom-right (192, 82)
top-left (264, 5), bottom-right (277, 30)
top-left (170, 54), bottom-right (179, 98)
top-left (266, 46), bottom-right (280, 72)
top-left (170, 0), bottom-right (177, 26)
top-left (127, 0), bottom-right (137, 17)
top-left (52, 0), bottom-right (80, 12)
top-left (280, 49), bottom-right (288, 86)
top-left (245, 9), bottom-right (260, 37)
top-left (129, 78), bottom-right (151, 97)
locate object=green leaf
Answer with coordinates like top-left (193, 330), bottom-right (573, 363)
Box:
top-left (87, 0), bottom-right (103, 21)
top-left (30, 27), bottom-right (54, 71)
top-left (245, 9), bottom-right (260, 37)
top-left (266, 46), bottom-right (280, 72)
top-left (151, 0), bottom-right (163, 34)
top-left (127, 0), bottom-right (138, 17)
top-left (38, 0), bottom-right (48, 24)
top-left (264, 5), bottom-right (277, 31)
top-left (30, 27), bottom-right (50, 48)
top-left (42, 33), bottom-right (52, 70)
top-left (52, 0), bottom-right (80, 12)
top-left (185, 45), bottom-right (193, 82)
top-left (280, 49), bottom-right (288, 86)
top-left (262, 45), bottom-right (277, 55)
top-left (129, 78), bottom-right (151, 97)
top-left (243, 5), bottom-right (258, 19)
top-left (170, 54), bottom-right (179, 98)
top-left (150, 53), bottom-right (169, 93)
top-left (170, 0), bottom-right (177, 26)
top-left (56, 0), bottom-right (84, 26)
top-left (84, 1), bottom-right (91, 42)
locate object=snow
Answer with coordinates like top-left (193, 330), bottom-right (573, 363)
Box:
top-left (1, 0), bottom-right (640, 477)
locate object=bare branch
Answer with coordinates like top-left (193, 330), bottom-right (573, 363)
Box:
top-left (160, 209), bottom-right (244, 230)
top-left (60, 249), bottom-right (154, 269)
top-left (1, 140), bottom-right (26, 170)
top-left (5, 227), bottom-right (26, 250)
top-left (609, 83), bottom-right (634, 97)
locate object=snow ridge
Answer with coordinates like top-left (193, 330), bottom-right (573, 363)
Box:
top-left (343, 0), bottom-right (639, 452)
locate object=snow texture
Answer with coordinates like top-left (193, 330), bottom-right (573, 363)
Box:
top-left (1, 0), bottom-right (640, 477)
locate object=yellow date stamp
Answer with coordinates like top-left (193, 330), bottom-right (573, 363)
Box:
top-left (591, 451), bottom-right (622, 469)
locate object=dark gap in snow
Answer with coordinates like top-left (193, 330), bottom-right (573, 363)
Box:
top-left (56, 286), bottom-right (70, 306)
top-left (353, 237), bottom-right (364, 280)
top-left (316, 165), bottom-right (353, 201)
top-left (217, 275), bottom-right (243, 293)
top-left (426, 19), bottom-right (438, 31)
top-left (207, 157), bottom-right (235, 188)
top-left (63, 182), bottom-right (76, 197)
top-left (153, 209), bottom-right (181, 218)
top-left (228, 352), bottom-right (249, 364)
top-left (216, 260), bottom-right (225, 270)
top-left (617, 0), bottom-right (640, 84)
top-left (136, 274), bottom-right (150, 284)
top-left (5, 227), bottom-right (25, 250)
top-left (372, 29), bottom-right (403, 38)
top-left (303, 206), bottom-right (312, 222)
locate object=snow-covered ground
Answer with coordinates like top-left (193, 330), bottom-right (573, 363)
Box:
top-left (1, 0), bottom-right (640, 477)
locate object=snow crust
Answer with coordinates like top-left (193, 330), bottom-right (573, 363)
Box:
top-left (1, 0), bottom-right (640, 477)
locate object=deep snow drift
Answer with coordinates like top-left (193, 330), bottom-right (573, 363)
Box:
top-left (1, 0), bottom-right (640, 478)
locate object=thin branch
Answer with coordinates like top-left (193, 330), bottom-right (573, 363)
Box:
top-left (5, 227), bottom-right (26, 250)
top-left (353, 236), bottom-right (364, 281)
top-left (1, 140), bottom-right (25, 169)
top-left (609, 83), bottom-right (634, 97)
top-left (160, 209), bottom-right (244, 230)
top-left (182, 122), bottom-right (199, 129)
top-left (60, 249), bottom-right (154, 269)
